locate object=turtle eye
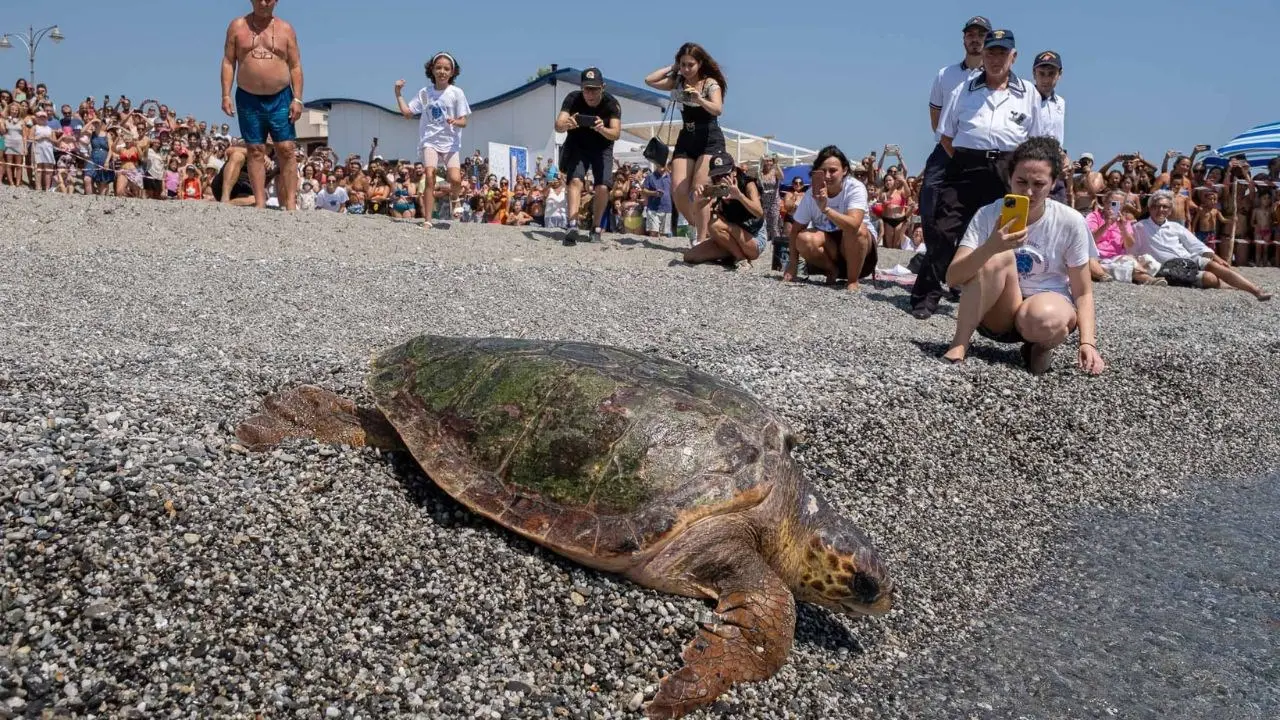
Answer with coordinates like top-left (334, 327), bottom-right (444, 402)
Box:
top-left (852, 573), bottom-right (881, 604)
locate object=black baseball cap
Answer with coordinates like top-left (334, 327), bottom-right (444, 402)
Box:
top-left (964, 15), bottom-right (992, 32)
top-left (708, 151), bottom-right (735, 178)
top-left (580, 67), bottom-right (604, 88)
top-left (984, 29), bottom-right (1015, 50)
top-left (1033, 50), bottom-right (1062, 69)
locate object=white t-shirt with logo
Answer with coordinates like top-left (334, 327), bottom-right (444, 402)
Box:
top-left (960, 198), bottom-right (1091, 298)
top-left (408, 84), bottom-right (471, 153)
top-left (315, 186), bottom-right (348, 212)
top-left (792, 176), bottom-right (869, 232)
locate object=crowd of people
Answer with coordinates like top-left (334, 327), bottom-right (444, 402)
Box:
top-left (3, 3), bottom-right (1276, 393)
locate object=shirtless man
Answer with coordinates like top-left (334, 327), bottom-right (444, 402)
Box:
top-left (1072, 153), bottom-right (1103, 213)
top-left (221, 0), bottom-right (303, 210)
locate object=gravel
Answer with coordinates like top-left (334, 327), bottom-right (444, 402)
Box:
top-left (2, 188), bottom-right (1278, 719)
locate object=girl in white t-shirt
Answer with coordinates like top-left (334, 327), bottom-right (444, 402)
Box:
top-left (394, 52), bottom-right (471, 228)
top-left (781, 145), bottom-right (878, 291)
top-left (943, 136), bottom-right (1105, 376)
top-left (543, 177), bottom-right (568, 229)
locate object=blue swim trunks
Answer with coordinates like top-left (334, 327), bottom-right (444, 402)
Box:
top-left (235, 85), bottom-right (297, 145)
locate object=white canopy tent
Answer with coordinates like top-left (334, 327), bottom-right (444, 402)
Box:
top-left (620, 122), bottom-right (817, 168)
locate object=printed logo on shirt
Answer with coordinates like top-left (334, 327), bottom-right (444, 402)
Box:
top-left (1014, 247), bottom-right (1045, 277)
top-left (429, 102), bottom-right (446, 122)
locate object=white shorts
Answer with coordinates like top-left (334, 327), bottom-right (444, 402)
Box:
top-left (422, 147), bottom-right (460, 170)
top-left (644, 209), bottom-right (670, 234)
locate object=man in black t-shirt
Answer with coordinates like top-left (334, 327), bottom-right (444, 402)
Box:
top-left (212, 145), bottom-right (281, 206)
top-left (553, 67), bottom-right (622, 245)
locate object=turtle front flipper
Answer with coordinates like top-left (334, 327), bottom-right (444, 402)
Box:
top-left (645, 558), bottom-right (796, 719)
top-left (235, 384), bottom-right (404, 452)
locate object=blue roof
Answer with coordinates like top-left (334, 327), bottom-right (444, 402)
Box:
top-left (305, 67), bottom-right (668, 117)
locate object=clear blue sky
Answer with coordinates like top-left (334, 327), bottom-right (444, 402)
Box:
top-left (4, 0), bottom-right (1277, 169)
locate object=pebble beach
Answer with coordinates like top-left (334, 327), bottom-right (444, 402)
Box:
top-left (2, 190), bottom-right (1278, 719)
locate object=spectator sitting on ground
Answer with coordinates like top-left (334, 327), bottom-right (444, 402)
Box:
top-left (1087, 189), bottom-right (1161, 285)
top-left (315, 176), bottom-right (348, 212)
top-left (683, 150), bottom-right (766, 267)
top-left (212, 145), bottom-right (276, 206)
top-left (942, 136), bottom-right (1105, 376)
top-left (1133, 190), bottom-right (1271, 300)
top-left (782, 145), bottom-right (877, 291)
top-left (543, 176), bottom-right (568, 229)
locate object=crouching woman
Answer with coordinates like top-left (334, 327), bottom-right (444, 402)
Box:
top-left (781, 145), bottom-right (877, 291)
top-left (682, 150), bottom-right (766, 266)
top-left (942, 137), bottom-right (1106, 375)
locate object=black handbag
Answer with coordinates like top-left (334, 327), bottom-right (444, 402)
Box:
top-left (642, 92), bottom-right (678, 167)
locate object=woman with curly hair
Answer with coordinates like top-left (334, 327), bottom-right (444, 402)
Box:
top-left (645, 42), bottom-right (728, 246)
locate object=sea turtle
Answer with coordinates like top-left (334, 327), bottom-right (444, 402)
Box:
top-left (235, 334), bottom-right (893, 718)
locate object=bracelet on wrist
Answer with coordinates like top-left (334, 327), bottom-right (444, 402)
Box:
top-left (1080, 342), bottom-right (1097, 350)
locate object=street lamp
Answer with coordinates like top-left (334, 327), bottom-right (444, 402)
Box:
top-left (0, 25), bottom-right (65, 89)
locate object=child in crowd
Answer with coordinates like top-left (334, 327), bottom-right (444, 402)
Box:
top-left (181, 165), bottom-right (202, 200)
top-left (1253, 191), bottom-right (1274, 267)
top-left (1194, 188), bottom-right (1222, 252)
top-left (298, 180), bottom-right (317, 211)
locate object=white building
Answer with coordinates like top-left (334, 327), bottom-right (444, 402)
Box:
top-left (305, 67), bottom-right (668, 176)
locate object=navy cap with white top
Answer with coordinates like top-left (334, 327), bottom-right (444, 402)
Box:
top-left (1034, 50), bottom-right (1062, 69)
top-left (964, 15), bottom-right (992, 31)
top-left (984, 29), bottom-right (1015, 50)
top-left (580, 67), bottom-right (604, 88)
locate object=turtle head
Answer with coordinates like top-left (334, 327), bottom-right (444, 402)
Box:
top-left (787, 494), bottom-right (893, 616)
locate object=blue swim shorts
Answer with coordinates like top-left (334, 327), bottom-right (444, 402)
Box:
top-left (235, 86), bottom-right (298, 145)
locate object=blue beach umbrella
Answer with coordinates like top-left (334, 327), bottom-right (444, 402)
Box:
top-left (1203, 121), bottom-right (1280, 170)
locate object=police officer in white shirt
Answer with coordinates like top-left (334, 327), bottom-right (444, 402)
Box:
top-left (910, 14), bottom-right (992, 317)
top-left (915, 28), bottom-right (1060, 320)
top-left (1032, 50), bottom-right (1069, 203)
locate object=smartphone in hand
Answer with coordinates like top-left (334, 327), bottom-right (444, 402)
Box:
top-left (575, 114), bottom-right (599, 129)
top-left (999, 194), bottom-right (1030, 233)
top-left (706, 184), bottom-right (731, 199)
top-left (1194, 144), bottom-right (1211, 152)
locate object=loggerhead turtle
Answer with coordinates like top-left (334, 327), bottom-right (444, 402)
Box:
top-left (235, 335), bottom-right (893, 718)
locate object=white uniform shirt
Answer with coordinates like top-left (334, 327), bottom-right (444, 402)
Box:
top-left (1037, 92), bottom-right (1066, 147)
top-left (961, 198), bottom-right (1091, 297)
top-left (929, 61), bottom-right (982, 143)
top-left (793, 176), bottom-right (868, 232)
top-left (939, 72), bottom-right (1060, 152)
top-left (1133, 218), bottom-right (1211, 264)
top-left (407, 84), bottom-right (471, 153)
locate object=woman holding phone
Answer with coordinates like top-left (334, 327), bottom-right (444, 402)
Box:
top-left (682, 150), bottom-right (765, 267)
top-left (644, 43), bottom-right (727, 246)
top-left (782, 145), bottom-right (877, 291)
top-left (941, 136), bottom-right (1104, 375)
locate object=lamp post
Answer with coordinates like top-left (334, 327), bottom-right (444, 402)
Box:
top-left (0, 25), bottom-right (65, 89)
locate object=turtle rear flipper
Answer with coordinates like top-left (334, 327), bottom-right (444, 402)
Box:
top-left (235, 384), bottom-right (404, 452)
top-left (645, 556), bottom-right (796, 719)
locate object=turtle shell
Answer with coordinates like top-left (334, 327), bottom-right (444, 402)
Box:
top-left (368, 335), bottom-right (796, 569)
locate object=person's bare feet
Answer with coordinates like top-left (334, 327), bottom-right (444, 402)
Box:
top-left (941, 346), bottom-right (967, 364)
top-left (1021, 342), bottom-right (1054, 375)
top-left (1257, 291), bottom-right (1272, 301)
top-left (846, 281), bottom-right (861, 292)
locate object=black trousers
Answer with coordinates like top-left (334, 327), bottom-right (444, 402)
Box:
top-left (909, 143), bottom-right (952, 307)
top-left (920, 148), bottom-right (1010, 296)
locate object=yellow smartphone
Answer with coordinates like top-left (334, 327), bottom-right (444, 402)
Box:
top-left (999, 194), bottom-right (1030, 233)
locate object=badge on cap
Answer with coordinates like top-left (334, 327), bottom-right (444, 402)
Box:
top-left (993, 30), bottom-right (1005, 38)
